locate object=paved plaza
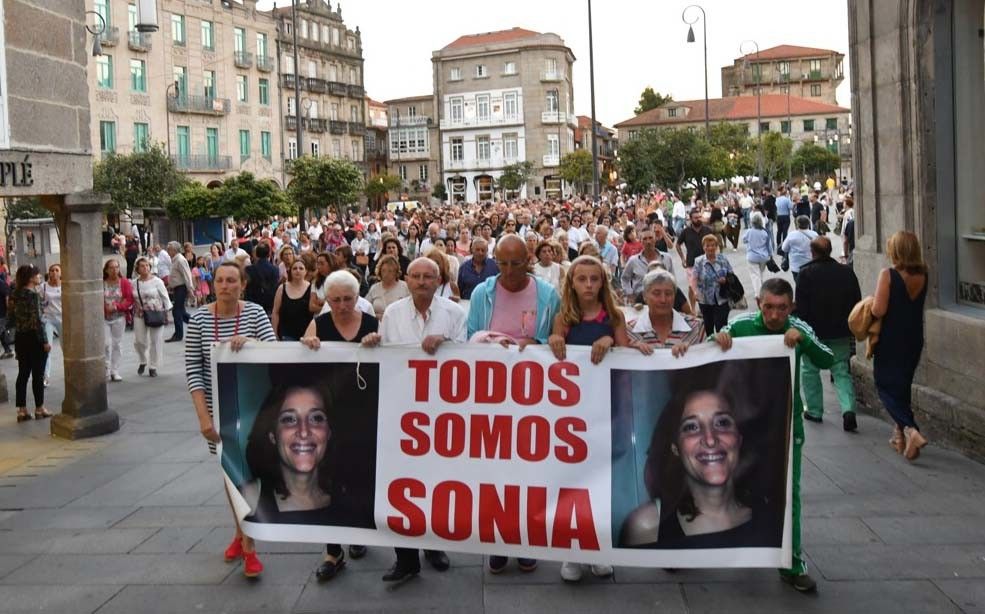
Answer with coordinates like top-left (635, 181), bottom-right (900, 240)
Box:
top-left (0, 242), bottom-right (983, 614)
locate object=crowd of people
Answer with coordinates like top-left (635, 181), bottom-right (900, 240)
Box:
top-left (4, 177), bottom-right (929, 595)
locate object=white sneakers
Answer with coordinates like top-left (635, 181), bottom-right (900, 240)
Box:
top-left (108, 373), bottom-right (123, 382)
top-left (560, 561), bottom-right (613, 582)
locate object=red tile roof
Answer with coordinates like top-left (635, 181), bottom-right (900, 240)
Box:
top-left (366, 98), bottom-right (387, 109)
top-left (614, 95), bottom-right (849, 128)
top-left (737, 44), bottom-right (843, 62)
top-left (443, 27), bottom-right (541, 50)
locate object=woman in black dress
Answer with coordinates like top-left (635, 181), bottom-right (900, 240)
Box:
top-left (299, 269), bottom-right (378, 582)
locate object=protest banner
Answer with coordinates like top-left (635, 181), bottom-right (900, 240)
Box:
top-left (213, 337), bottom-right (794, 568)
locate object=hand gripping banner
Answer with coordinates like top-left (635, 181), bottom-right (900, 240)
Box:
top-left (212, 337), bottom-right (794, 568)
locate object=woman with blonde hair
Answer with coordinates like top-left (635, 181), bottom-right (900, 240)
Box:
top-left (871, 231), bottom-right (928, 460)
top-left (365, 254), bottom-right (409, 318)
top-left (424, 246), bottom-right (461, 301)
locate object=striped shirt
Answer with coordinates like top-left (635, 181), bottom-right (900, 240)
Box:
top-left (628, 309), bottom-right (705, 348)
top-left (185, 301), bottom-right (275, 453)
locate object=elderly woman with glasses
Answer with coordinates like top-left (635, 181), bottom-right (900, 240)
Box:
top-left (628, 270), bottom-right (705, 355)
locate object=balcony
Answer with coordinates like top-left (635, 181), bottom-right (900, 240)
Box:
top-left (807, 70), bottom-right (824, 80)
top-left (167, 94), bottom-right (230, 115)
top-left (128, 31), bottom-right (151, 52)
top-left (256, 55), bottom-right (274, 72)
top-left (541, 111), bottom-right (567, 124)
top-left (439, 114), bottom-right (523, 130)
top-left (281, 73), bottom-right (298, 89)
top-left (348, 122), bottom-right (365, 135)
top-left (285, 115), bottom-right (298, 130)
top-left (307, 118), bottom-right (328, 133)
top-left (328, 81), bottom-right (348, 96)
top-left (171, 154), bottom-right (232, 172)
top-left (542, 154), bottom-right (559, 167)
top-left (540, 70), bottom-right (565, 82)
top-left (306, 78), bottom-right (328, 94)
top-left (234, 51), bottom-right (253, 69)
top-left (392, 116), bottom-right (431, 127)
top-left (329, 120), bottom-right (347, 135)
top-left (99, 26), bottom-right (120, 46)
top-left (348, 84), bottom-right (364, 98)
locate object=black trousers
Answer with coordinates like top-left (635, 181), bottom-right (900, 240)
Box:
top-left (125, 254), bottom-right (138, 280)
top-left (172, 285), bottom-right (188, 339)
top-left (699, 302), bottom-right (731, 336)
top-left (15, 332), bottom-right (47, 408)
top-left (776, 215), bottom-right (791, 248)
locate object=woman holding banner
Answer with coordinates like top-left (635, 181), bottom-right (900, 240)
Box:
top-left (299, 270), bottom-right (378, 581)
top-left (185, 261), bottom-right (276, 578)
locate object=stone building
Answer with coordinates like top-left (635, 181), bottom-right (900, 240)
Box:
top-left (432, 27), bottom-right (576, 203)
top-left (721, 44), bottom-right (845, 106)
top-left (271, 0), bottom-right (365, 173)
top-left (386, 94), bottom-right (440, 201)
top-left (86, 0), bottom-right (282, 192)
top-left (364, 97), bottom-right (387, 179)
top-left (574, 115), bottom-right (617, 188)
top-left (614, 95), bottom-right (853, 180)
top-left (848, 0), bottom-right (985, 459)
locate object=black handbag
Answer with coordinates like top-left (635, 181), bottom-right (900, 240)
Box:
top-left (137, 280), bottom-right (166, 328)
top-left (766, 258), bottom-right (781, 273)
top-left (719, 271), bottom-right (745, 304)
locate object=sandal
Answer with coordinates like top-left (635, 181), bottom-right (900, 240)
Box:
top-left (34, 408), bottom-right (53, 420)
top-left (16, 411), bottom-right (32, 423)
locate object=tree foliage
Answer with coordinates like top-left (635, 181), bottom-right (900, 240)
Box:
top-left (790, 143), bottom-right (841, 178)
top-left (559, 149), bottom-right (595, 194)
top-left (432, 183), bottom-right (448, 201)
top-left (287, 156), bottom-right (364, 219)
top-left (165, 182), bottom-right (217, 220)
top-left (634, 87), bottom-right (673, 115)
top-left (761, 132), bottom-right (795, 183)
top-left (92, 143), bottom-right (188, 214)
top-left (498, 161), bottom-right (535, 193)
top-left (214, 172), bottom-right (292, 222)
top-left (365, 173), bottom-right (402, 199)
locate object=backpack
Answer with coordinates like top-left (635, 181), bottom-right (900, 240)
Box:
top-left (246, 264), bottom-right (279, 313)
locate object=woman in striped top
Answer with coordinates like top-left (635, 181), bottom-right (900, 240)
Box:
top-left (185, 261), bottom-right (275, 578)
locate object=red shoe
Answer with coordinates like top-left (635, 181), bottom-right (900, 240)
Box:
top-left (243, 550), bottom-right (263, 578)
top-left (224, 536), bottom-right (244, 562)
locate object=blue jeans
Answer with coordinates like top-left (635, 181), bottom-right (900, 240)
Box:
top-left (43, 318), bottom-right (62, 379)
top-left (172, 285), bottom-right (188, 339)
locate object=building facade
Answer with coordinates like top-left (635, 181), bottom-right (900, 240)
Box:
top-left (848, 0), bottom-right (985, 459)
top-left (386, 95), bottom-right (439, 201)
top-left (86, 0), bottom-right (282, 192)
top-left (574, 115), bottom-right (617, 188)
top-left (432, 28), bottom-right (576, 203)
top-left (614, 95), bottom-right (853, 179)
top-left (721, 44), bottom-right (845, 106)
top-left (272, 0), bottom-right (365, 175)
top-left (364, 97), bottom-right (387, 179)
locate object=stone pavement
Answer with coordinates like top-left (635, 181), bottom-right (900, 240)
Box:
top-left (0, 239), bottom-right (984, 613)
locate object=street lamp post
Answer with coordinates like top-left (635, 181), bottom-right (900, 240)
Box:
top-left (683, 4), bottom-right (708, 198)
top-left (588, 0), bottom-right (600, 203)
top-left (165, 81), bottom-right (177, 160)
top-left (740, 39), bottom-right (762, 184)
top-left (291, 0), bottom-right (303, 163)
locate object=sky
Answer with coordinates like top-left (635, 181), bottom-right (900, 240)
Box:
top-left (255, 0), bottom-right (851, 128)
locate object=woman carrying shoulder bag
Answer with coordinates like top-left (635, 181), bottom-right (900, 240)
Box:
top-left (133, 257), bottom-right (172, 377)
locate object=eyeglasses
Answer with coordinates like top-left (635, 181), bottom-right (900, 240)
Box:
top-left (496, 259), bottom-right (527, 269)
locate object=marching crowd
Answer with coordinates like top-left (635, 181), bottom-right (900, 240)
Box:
top-left (3, 178), bottom-right (927, 595)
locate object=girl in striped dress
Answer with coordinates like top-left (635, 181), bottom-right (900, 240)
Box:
top-left (185, 261), bottom-right (275, 578)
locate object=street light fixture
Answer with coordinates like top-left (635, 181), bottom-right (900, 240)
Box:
top-left (134, 0), bottom-right (158, 33)
top-left (682, 4), bottom-right (709, 197)
top-left (588, 0), bottom-right (600, 203)
top-left (740, 39), bottom-right (762, 184)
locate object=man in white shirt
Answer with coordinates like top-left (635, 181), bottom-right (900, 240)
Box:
top-left (153, 244), bottom-right (172, 284)
top-left (739, 188), bottom-right (755, 229)
top-left (567, 214), bottom-right (591, 258)
top-left (419, 223), bottom-right (444, 253)
top-left (361, 256), bottom-right (465, 582)
top-left (671, 196), bottom-right (687, 237)
top-left (224, 240), bottom-right (248, 263)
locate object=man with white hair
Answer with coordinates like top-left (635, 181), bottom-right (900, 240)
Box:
top-left (164, 241), bottom-right (194, 342)
top-left (594, 225), bottom-right (618, 275)
top-left (419, 222), bottom-right (444, 252)
top-left (361, 256), bottom-right (466, 582)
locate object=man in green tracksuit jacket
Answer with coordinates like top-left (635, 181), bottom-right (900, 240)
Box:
top-left (712, 277), bottom-right (834, 593)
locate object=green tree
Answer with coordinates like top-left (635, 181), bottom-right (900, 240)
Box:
top-left (287, 156), bottom-right (364, 220)
top-left (559, 149), bottom-right (595, 194)
top-left (498, 160), bottom-right (535, 195)
top-left (761, 132), bottom-right (795, 183)
top-left (365, 173), bottom-right (402, 200)
top-left (92, 143), bottom-right (188, 214)
top-left (164, 182), bottom-right (218, 221)
top-left (634, 87), bottom-right (673, 115)
top-left (616, 129), bottom-right (662, 194)
top-left (790, 142), bottom-right (841, 179)
top-left (214, 172), bottom-right (293, 222)
top-left (432, 183), bottom-right (448, 202)
top-left (657, 128), bottom-right (712, 194)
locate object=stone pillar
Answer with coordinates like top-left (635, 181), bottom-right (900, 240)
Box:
top-left (43, 192), bottom-right (119, 439)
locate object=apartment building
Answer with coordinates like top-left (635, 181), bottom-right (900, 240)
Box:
top-left (86, 0), bottom-right (282, 191)
top-left (433, 27), bottom-right (576, 203)
top-left (614, 95), bottom-right (853, 178)
top-left (365, 98), bottom-right (388, 178)
top-left (386, 95), bottom-right (440, 199)
top-left (272, 0), bottom-right (366, 173)
top-left (574, 116), bottom-right (618, 187)
top-left (721, 45), bottom-right (845, 106)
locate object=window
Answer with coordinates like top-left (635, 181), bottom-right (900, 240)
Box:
top-left (133, 122), bottom-right (148, 152)
top-left (475, 64), bottom-right (487, 78)
top-left (751, 63), bottom-right (761, 82)
top-left (628, 130), bottom-right (639, 140)
top-left (503, 133), bottom-right (518, 160)
top-left (332, 27), bottom-right (340, 46)
top-left (258, 78), bottom-right (269, 105)
top-left (94, 0), bottom-right (111, 27)
top-left (408, 106), bottom-right (417, 117)
top-left (173, 66), bottom-right (187, 98)
top-left (399, 165), bottom-right (407, 181)
top-left (128, 4), bottom-right (137, 32)
top-left (169, 15), bottom-right (186, 47)
top-left (97, 55), bottom-right (113, 89)
top-left (308, 60), bottom-right (317, 78)
top-left (476, 94), bottom-right (490, 121)
top-left (546, 90), bottom-right (559, 113)
top-left (350, 104), bottom-right (359, 122)
top-left (261, 131), bottom-right (271, 161)
top-left (504, 91), bottom-right (518, 120)
top-left (256, 32), bottom-right (267, 58)
top-left (99, 120), bottom-right (116, 154)
top-left (322, 25), bottom-right (329, 43)
top-left (780, 120), bottom-right (791, 134)
top-left (419, 165), bottom-right (428, 182)
top-left (309, 101), bottom-right (318, 119)
top-left (668, 107), bottom-right (677, 117)
top-left (450, 97), bottom-right (463, 123)
top-left (282, 19), bottom-right (291, 35)
top-left (283, 55), bottom-right (294, 74)
top-left (759, 122), bottom-right (770, 133)
top-left (450, 137), bottom-right (464, 161)
top-left (504, 61), bottom-right (517, 75)
top-left (203, 70), bottom-right (215, 98)
top-left (206, 127), bottom-right (219, 162)
top-left (476, 136), bottom-right (490, 160)
top-left (239, 129), bottom-right (250, 162)
top-left (545, 57), bottom-right (558, 76)
top-left (201, 20), bottom-right (213, 50)
top-left (809, 59), bottom-right (822, 77)
top-left (351, 139), bottom-right (360, 160)
top-left (547, 134), bottom-right (559, 157)
top-left (803, 119), bottom-right (815, 132)
top-left (311, 21), bottom-right (319, 42)
top-left (778, 60), bottom-right (790, 76)
top-left (332, 139), bottom-right (341, 157)
top-left (129, 59), bottom-right (146, 92)
top-left (810, 84), bottom-right (822, 97)
top-left (311, 140), bottom-right (319, 157)
top-left (300, 19), bottom-right (308, 38)
top-left (826, 117), bottom-right (838, 131)
top-left (236, 75), bottom-right (247, 102)
top-left (349, 67), bottom-right (357, 84)
top-left (288, 138), bottom-right (297, 159)
top-left (450, 67), bottom-right (462, 81)
top-left (234, 27), bottom-right (245, 53)
top-left (330, 103), bottom-right (339, 121)
top-left (288, 97), bottom-right (296, 115)
top-left (347, 36), bottom-right (354, 50)
top-left (176, 125), bottom-right (190, 160)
